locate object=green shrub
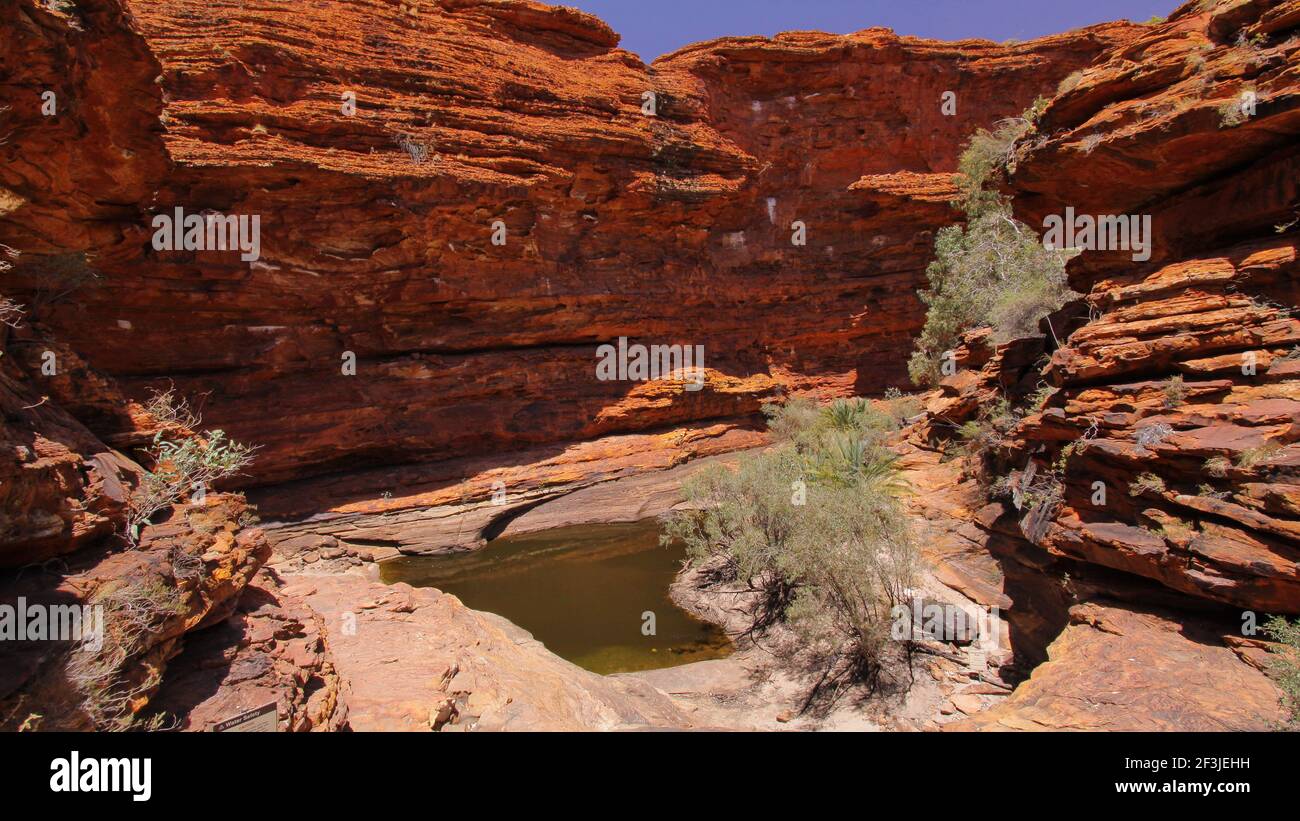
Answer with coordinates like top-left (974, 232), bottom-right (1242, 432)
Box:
top-left (665, 396), bottom-right (919, 690)
top-left (126, 389), bottom-right (257, 543)
top-left (909, 106), bottom-right (1073, 387)
top-left (128, 429), bottom-right (256, 542)
top-left (781, 488), bottom-right (919, 687)
top-left (663, 447), bottom-right (807, 624)
top-left (1264, 616), bottom-right (1300, 726)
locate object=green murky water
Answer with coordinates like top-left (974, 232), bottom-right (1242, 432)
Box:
top-left (379, 519), bottom-right (732, 675)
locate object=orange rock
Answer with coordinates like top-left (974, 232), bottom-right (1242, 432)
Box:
top-left (0, 0), bottom-right (1139, 488)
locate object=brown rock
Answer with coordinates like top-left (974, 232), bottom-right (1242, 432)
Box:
top-left (946, 603), bottom-right (1285, 731)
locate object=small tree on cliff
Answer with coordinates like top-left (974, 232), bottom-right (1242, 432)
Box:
top-left (126, 390), bottom-right (256, 544)
top-left (909, 103), bottom-right (1073, 387)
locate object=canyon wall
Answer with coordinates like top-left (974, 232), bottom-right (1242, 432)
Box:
top-left (4, 0), bottom-right (1295, 731)
top-left (902, 0), bottom-right (1299, 729)
top-left (1, 0), bottom-right (1137, 491)
top-left (1011, 0), bottom-right (1299, 614)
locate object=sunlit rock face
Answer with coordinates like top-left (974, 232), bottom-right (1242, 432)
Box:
top-left (0, 0), bottom-right (1137, 487)
top-left (895, 1), bottom-right (1300, 732)
top-left (1004, 0), bottom-right (1300, 612)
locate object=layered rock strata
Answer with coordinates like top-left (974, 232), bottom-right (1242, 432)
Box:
top-left (1, 0), bottom-right (1138, 490)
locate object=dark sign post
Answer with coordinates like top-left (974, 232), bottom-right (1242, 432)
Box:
top-left (212, 702), bottom-right (279, 733)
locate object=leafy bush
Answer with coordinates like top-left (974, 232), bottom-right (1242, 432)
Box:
top-left (1264, 616), bottom-right (1300, 726)
top-left (126, 391), bottom-right (256, 543)
top-left (781, 488), bottom-right (919, 686)
top-left (909, 107), bottom-right (1073, 386)
top-left (665, 396), bottom-right (919, 690)
top-left (663, 447), bottom-right (807, 625)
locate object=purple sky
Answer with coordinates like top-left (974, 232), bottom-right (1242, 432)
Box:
top-left (563, 0), bottom-right (1179, 61)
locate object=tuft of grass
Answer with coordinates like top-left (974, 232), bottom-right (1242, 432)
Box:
top-left (1136, 422), bottom-right (1174, 451)
top-left (1079, 133), bottom-right (1105, 154)
top-left (1197, 483), bottom-right (1230, 501)
top-left (1219, 86), bottom-right (1257, 128)
top-left (1204, 455), bottom-right (1232, 478)
top-left (1129, 472), bottom-right (1167, 497)
top-left (1057, 71), bottom-right (1083, 95)
top-left (1162, 375), bottom-right (1187, 408)
top-left (1237, 441), bottom-right (1282, 470)
top-left (66, 579), bottom-right (188, 731)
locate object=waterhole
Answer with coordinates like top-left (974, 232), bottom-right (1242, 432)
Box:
top-left (379, 519), bottom-right (732, 675)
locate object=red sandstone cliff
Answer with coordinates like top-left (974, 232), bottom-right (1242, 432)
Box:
top-left (2, 0), bottom-right (1296, 732)
top-left (900, 0), bottom-right (1300, 730)
top-left (1, 0), bottom-right (1137, 490)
